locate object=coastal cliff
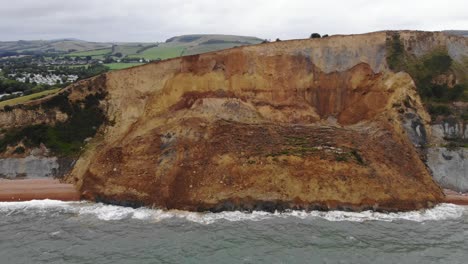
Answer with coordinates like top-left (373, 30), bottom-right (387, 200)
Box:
top-left (1, 31), bottom-right (467, 211)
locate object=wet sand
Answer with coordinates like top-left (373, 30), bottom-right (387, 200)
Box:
top-left (443, 189), bottom-right (468, 205)
top-left (0, 179), bottom-right (80, 202)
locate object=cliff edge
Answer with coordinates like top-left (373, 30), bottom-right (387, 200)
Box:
top-left (2, 31), bottom-right (467, 211)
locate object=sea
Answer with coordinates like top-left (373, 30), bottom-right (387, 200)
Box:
top-left (0, 200), bottom-right (467, 264)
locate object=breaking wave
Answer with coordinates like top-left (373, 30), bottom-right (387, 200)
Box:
top-left (0, 200), bottom-right (465, 224)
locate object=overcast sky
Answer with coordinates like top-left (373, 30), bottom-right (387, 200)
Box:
top-left (0, 0), bottom-right (467, 42)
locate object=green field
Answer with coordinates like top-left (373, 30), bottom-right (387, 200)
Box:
top-left (113, 45), bottom-right (144, 56)
top-left (0, 88), bottom-right (61, 108)
top-left (183, 43), bottom-right (246, 56)
top-left (0, 35), bottom-right (262, 60)
top-left (104, 63), bottom-right (145, 70)
top-left (68, 48), bottom-right (112, 57)
top-left (128, 45), bottom-right (185, 60)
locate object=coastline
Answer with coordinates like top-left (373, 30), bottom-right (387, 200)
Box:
top-left (0, 178), bottom-right (80, 202)
top-left (1, 179), bottom-right (467, 208)
top-left (443, 189), bottom-right (468, 205)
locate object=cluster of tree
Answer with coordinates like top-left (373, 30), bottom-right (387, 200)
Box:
top-left (386, 33), bottom-right (465, 103)
top-left (0, 78), bottom-right (66, 102)
top-left (0, 50), bottom-right (44, 58)
top-left (2, 62), bottom-right (51, 76)
top-left (0, 51), bottom-right (20, 57)
top-left (310, 33), bottom-right (329, 38)
top-left (0, 78), bottom-right (37, 94)
top-left (120, 57), bottom-right (155, 63)
top-left (0, 91), bottom-right (107, 156)
top-left (260, 33), bottom-right (330, 44)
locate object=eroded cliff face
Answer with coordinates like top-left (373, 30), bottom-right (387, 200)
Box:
top-left (2, 31), bottom-right (465, 211)
top-left (427, 112), bottom-right (468, 192)
top-left (0, 76), bottom-right (107, 179)
top-left (61, 31), bottom-right (458, 212)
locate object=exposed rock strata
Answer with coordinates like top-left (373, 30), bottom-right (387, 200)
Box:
top-left (427, 117), bottom-right (468, 192)
top-left (0, 156), bottom-right (75, 179)
top-left (3, 31), bottom-right (466, 211)
top-left (0, 107), bottom-right (67, 130)
top-left (68, 31), bottom-right (456, 211)
top-left (428, 148), bottom-right (467, 193)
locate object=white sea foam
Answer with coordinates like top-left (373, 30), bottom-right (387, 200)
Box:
top-left (0, 199), bottom-right (78, 212)
top-left (78, 203), bottom-right (137, 221)
top-left (0, 200), bottom-right (465, 224)
top-left (281, 203), bottom-right (465, 222)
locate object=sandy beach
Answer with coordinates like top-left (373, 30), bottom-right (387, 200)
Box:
top-left (0, 178), bottom-right (80, 202)
top-left (443, 189), bottom-right (468, 205)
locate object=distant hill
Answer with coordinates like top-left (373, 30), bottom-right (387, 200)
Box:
top-left (0, 34), bottom-right (263, 59)
top-left (443, 30), bottom-right (468, 37)
top-left (0, 39), bottom-right (114, 55)
top-left (165, 34), bottom-right (263, 56)
top-left (122, 34), bottom-right (263, 60)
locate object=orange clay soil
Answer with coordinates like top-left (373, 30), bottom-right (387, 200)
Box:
top-left (3, 31), bottom-right (463, 211)
top-left (0, 179), bottom-right (80, 202)
top-left (64, 33), bottom-right (452, 211)
top-left (65, 32), bottom-right (450, 212)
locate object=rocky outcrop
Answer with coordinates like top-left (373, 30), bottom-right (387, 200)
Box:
top-left (431, 120), bottom-right (467, 141)
top-left (427, 116), bottom-right (467, 192)
top-left (0, 107), bottom-right (68, 130)
top-left (427, 148), bottom-right (467, 192)
top-left (2, 31), bottom-right (466, 211)
top-left (65, 31), bottom-right (458, 212)
top-left (0, 156), bottom-right (75, 179)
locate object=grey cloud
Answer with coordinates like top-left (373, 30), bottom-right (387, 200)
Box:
top-left (0, 0), bottom-right (466, 41)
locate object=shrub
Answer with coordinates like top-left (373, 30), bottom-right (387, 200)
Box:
top-left (13, 146), bottom-right (25, 154)
top-left (3, 105), bottom-right (13, 112)
top-left (447, 84), bottom-right (465, 101)
top-left (386, 33), bottom-right (404, 71)
top-left (310, 33), bottom-right (321, 39)
top-left (0, 92), bottom-right (107, 156)
top-left (385, 33), bottom-right (466, 103)
top-left (427, 104), bottom-right (452, 116)
top-left (461, 112), bottom-right (468, 121)
top-left (351, 149), bottom-right (364, 165)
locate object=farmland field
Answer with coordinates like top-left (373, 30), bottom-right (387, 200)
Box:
top-left (104, 63), bottom-right (145, 70)
top-left (0, 88), bottom-right (61, 108)
top-left (113, 45), bottom-right (144, 56)
top-left (68, 48), bottom-right (112, 57)
top-left (183, 43), bottom-right (246, 56)
top-left (128, 45), bottom-right (185, 60)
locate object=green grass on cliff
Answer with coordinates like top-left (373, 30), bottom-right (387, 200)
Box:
top-left (104, 62), bottom-right (144, 70)
top-left (386, 33), bottom-right (467, 103)
top-left (0, 91), bottom-right (106, 156)
top-left (0, 88), bottom-right (60, 108)
top-left (386, 32), bottom-right (468, 124)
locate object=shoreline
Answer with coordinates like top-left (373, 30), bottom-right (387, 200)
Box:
top-left (0, 179), bottom-right (467, 207)
top-left (0, 178), bottom-right (80, 202)
top-left (443, 189), bottom-right (468, 205)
